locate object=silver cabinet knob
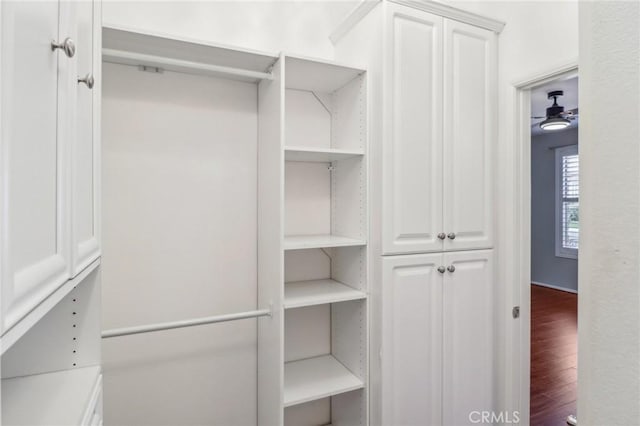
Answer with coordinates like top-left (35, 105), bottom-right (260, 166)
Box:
top-left (447, 232), bottom-right (456, 240)
top-left (447, 265), bottom-right (456, 273)
top-left (437, 266), bottom-right (446, 274)
top-left (78, 73), bottom-right (94, 89)
top-left (437, 233), bottom-right (446, 240)
top-left (51, 37), bottom-right (76, 58)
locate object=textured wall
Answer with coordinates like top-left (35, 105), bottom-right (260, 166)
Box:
top-left (103, 0), bottom-right (361, 59)
top-left (578, 2), bottom-right (640, 424)
top-left (531, 127), bottom-right (578, 292)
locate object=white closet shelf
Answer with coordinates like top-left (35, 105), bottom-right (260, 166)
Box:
top-left (284, 279), bottom-right (365, 309)
top-left (284, 235), bottom-right (366, 250)
top-left (284, 355), bottom-right (364, 407)
top-left (1, 259), bottom-right (101, 355)
top-left (2, 366), bottom-right (101, 426)
top-left (284, 146), bottom-right (364, 163)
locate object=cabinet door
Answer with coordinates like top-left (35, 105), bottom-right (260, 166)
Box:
top-left (0, 1), bottom-right (71, 332)
top-left (442, 250), bottom-right (494, 425)
top-left (443, 20), bottom-right (496, 251)
top-left (383, 4), bottom-right (443, 255)
top-left (381, 253), bottom-right (443, 426)
top-left (70, 0), bottom-right (100, 276)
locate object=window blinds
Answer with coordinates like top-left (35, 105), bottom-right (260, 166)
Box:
top-left (561, 153), bottom-right (579, 250)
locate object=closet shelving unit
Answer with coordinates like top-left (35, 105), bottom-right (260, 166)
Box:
top-left (1, 266), bottom-right (102, 426)
top-left (97, 26), bottom-right (369, 425)
top-left (281, 55), bottom-right (369, 425)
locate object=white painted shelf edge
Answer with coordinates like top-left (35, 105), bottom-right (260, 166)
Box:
top-left (1, 259), bottom-right (101, 355)
top-left (1, 365), bottom-right (101, 426)
top-left (284, 146), bottom-right (364, 163)
top-left (284, 235), bottom-right (366, 250)
top-left (284, 354), bottom-right (364, 407)
top-left (284, 279), bottom-right (366, 309)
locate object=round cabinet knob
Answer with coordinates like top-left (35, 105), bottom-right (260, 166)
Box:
top-left (51, 37), bottom-right (76, 58)
top-left (447, 232), bottom-right (456, 240)
top-left (437, 233), bottom-right (446, 240)
top-left (447, 265), bottom-right (456, 273)
top-left (78, 73), bottom-right (94, 89)
top-left (437, 266), bottom-right (446, 274)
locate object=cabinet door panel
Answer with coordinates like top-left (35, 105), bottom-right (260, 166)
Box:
top-left (1, 1), bottom-right (70, 332)
top-left (442, 250), bottom-right (494, 425)
top-left (443, 20), bottom-right (496, 251)
top-left (71, 0), bottom-right (100, 275)
top-left (382, 253), bottom-right (442, 426)
top-left (383, 4), bottom-right (443, 254)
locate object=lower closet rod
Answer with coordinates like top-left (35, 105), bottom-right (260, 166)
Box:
top-left (102, 308), bottom-right (271, 339)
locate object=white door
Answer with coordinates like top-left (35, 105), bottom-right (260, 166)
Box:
top-left (70, 0), bottom-right (100, 276)
top-left (442, 250), bottom-right (494, 425)
top-left (443, 20), bottom-right (496, 251)
top-left (0, 1), bottom-right (72, 332)
top-left (382, 253), bottom-right (443, 426)
top-left (383, 4), bottom-right (444, 255)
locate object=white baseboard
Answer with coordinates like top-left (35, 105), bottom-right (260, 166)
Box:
top-left (531, 281), bottom-right (578, 294)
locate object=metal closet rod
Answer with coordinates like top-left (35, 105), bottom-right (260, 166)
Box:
top-left (102, 48), bottom-right (274, 81)
top-left (102, 308), bottom-right (272, 339)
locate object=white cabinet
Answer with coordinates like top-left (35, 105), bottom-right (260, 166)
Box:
top-left (382, 250), bottom-right (494, 426)
top-left (383, 6), bottom-right (443, 255)
top-left (442, 19), bottom-right (495, 253)
top-left (0, 0), bottom-right (100, 334)
top-left (1, 1), bottom-right (71, 333)
top-left (70, 0), bottom-right (100, 275)
top-left (1, 2), bottom-right (102, 425)
top-left (383, 2), bottom-right (496, 255)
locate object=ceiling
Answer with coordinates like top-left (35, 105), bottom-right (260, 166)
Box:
top-left (531, 75), bottom-right (578, 135)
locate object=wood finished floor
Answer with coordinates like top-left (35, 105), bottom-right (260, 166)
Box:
top-left (530, 284), bottom-right (577, 426)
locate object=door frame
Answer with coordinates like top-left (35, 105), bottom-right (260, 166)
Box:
top-left (507, 60), bottom-right (578, 422)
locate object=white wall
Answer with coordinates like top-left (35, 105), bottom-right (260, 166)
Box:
top-left (578, 2), bottom-right (640, 424)
top-left (103, 0), bottom-right (361, 59)
top-left (102, 63), bottom-right (259, 425)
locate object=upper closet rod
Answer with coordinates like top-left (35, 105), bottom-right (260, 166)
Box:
top-left (103, 48), bottom-right (274, 81)
top-left (102, 308), bottom-right (271, 339)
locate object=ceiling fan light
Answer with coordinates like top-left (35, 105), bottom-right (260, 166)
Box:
top-left (540, 117), bottom-right (571, 131)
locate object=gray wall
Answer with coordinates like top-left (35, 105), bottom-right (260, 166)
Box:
top-left (531, 126), bottom-right (578, 292)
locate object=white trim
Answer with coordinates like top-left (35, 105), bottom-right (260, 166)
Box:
top-left (531, 281), bottom-right (578, 295)
top-left (555, 145), bottom-right (579, 260)
top-left (389, 0), bottom-right (505, 33)
top-left (507, 61), bottom-right (578, 425)
top-left (512, 59), bottom-right (579, 88)
top-left (330, 0), bottom-right (382, 44)
top-left (330, 0), bottom-right (505, 45)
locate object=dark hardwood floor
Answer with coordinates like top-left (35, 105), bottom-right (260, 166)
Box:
top-left (530, 284), bottom-right (577, 426)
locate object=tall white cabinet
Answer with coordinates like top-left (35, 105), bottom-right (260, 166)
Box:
top-left (1, 1), bottom-right (103, 425)
top-left (335, 1), bottom-right (502, 425)
top-left (383, 4), bottom-right (496, 255)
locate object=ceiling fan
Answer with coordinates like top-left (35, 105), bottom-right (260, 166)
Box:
top-left (532, 90), bottom-right (578, 131)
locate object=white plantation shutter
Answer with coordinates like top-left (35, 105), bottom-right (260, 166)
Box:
top-left (556, 145), bottom-right (579, 258)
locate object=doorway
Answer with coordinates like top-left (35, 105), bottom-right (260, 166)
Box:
top-left (529, 75), bottom-right (579, 424)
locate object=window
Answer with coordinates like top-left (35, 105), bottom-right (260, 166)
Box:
top-left (555, 145), bottom-right (579, 259)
